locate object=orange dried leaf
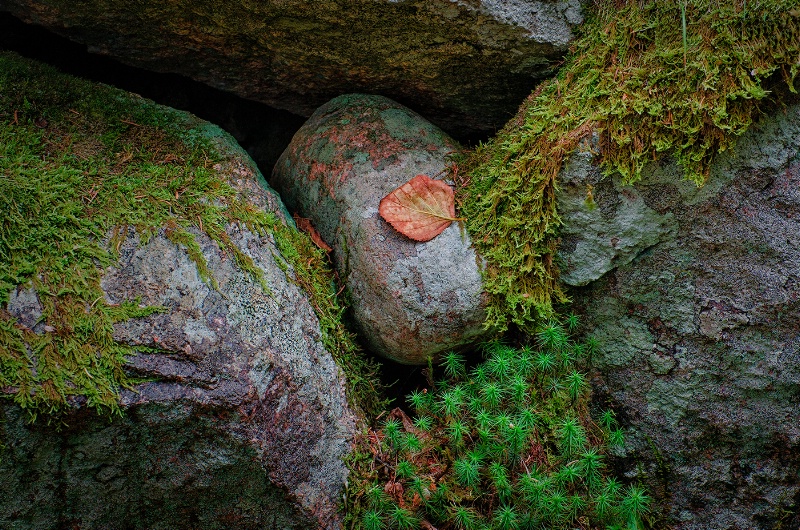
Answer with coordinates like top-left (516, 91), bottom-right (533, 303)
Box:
top-left (379, 174), bottom-right (463, 242)
top-left (293, 213), bottom-right (332, 252)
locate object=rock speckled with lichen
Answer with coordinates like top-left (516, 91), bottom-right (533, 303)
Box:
top-left (0, 0), bottom-right (585, 136)
top-left (272, 94), bottom-right (488, 365)
top-left (0, 89), bottom-right (358, 530)
top-left (558, 104), bottom-right (800, 529)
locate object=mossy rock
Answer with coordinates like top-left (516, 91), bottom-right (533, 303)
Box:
top-left (560, 104), bottom-right (800, 528)
top-left (458, 0), bottom-right (800, 331)
top-left (452, 1), bottom-right (800, 525)
top-left (0, 52), bottom-right (382, 528)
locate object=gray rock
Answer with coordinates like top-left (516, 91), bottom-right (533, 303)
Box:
top-left (0, 0), bottom-right (586, 136)
top-left (475, 0), bottom-right (583, 44)
top-left (1, 103), bottom-right (358, 529)
top-left (272, 94), bottom-right (488, 365)
top-left (559, 104), bottom-right (800, 528)
top-left (558, 138), bottom-right (678, 286)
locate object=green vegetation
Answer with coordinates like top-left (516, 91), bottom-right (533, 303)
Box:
top-left (6, 1), bottom-right (796, 520)
top-left (458, 0), bottom-right (800, 330)
top-left (345, 319), bottom-right (649, 529)
top-left (0, 51), bottom-right (384, 420)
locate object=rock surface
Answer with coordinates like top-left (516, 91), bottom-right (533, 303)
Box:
top-left (272, 94), bottom-right (488, 365)
top-left (1, 99), bottom-right (358, 529)
top-left (0, 0), bottom-right (585, 136)
top-left (558, 104), bottom-right (800, 528)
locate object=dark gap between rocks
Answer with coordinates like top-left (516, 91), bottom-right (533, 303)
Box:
top-left (378, 343), bottom-right (499, 412)
top-left (0, 12), bottom-right (491, 166)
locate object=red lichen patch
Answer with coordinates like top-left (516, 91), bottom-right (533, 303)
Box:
top-left (308, 161), bottom-right (327, 181)
top-left (303, 158), bottom-right (355, 199)
top-left (324, 123), bottom-right (408, 172)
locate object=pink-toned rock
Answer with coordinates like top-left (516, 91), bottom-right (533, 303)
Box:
top-left (272, 94), bottom-right (489, 365)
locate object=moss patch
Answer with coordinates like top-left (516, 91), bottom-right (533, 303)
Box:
top-left (458, 0), bottom-right (800, 331)
top-left (344, 320), bottom-right (652, 529)
top-left (0, 52), bottom-right (384, 420)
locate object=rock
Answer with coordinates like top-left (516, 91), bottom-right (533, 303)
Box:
top-left (272, 94), bottom-right (488, 365)
top-left (0, 57), bottom-right (358, 529)
top-left (558, 104), bottom-right (800, 528)
top-left (0, 0), bottom-right (585, 136)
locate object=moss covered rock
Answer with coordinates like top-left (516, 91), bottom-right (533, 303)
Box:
top-left (272, 94), bottom-right (488, 365)
top-left (0, 53), bottom-right (371, 529)
top-left (0, 0), bottom-right (585, 136)
top-left (559, 104), bottom-right (800, 528)
top-left (457, 0), bottom-right (800, 331)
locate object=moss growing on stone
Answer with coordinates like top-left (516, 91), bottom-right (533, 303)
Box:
top-left (458, 0), bottom-right (800, 331)
top-left (0, 52), bottom-right (384, 420)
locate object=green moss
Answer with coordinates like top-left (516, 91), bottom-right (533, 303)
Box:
top-left (458, 0), bottom-right (800, 331)
top-left (346, 319), bottom-right (652, 529)
top-left (0, 52), bottom-right (384, 420)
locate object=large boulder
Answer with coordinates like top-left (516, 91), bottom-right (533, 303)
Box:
top-left (558, 104), bottom-right (800, 528)
top-left (3, 225), bottom-right (356, 529)
top-left (272, 94), bottom-right (488, 364)
top-left (0, 54), bottom-right (358, 529)
top-left (0, 0), bottom-right (585, 136)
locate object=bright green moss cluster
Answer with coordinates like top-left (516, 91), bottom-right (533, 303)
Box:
top-left (0, 52), bottom-right (383, 420)
top-left (346, 319), bottom-right (650, 529)
top-left (459, 0), bottom-right (800, 331)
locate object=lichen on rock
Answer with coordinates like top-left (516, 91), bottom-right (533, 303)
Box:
top-left (451, 1), bottom-right (800, 526)
top-left (458, 0), bottom-right (800, 331)
top-left (562, 102), bottom-right (800, 528)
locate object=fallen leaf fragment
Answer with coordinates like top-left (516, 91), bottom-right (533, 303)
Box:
top-left (384, 480), bottom-right (404, 501)
top-left (293, 214), bottom-right (332, 252)
top-left (379, 174), bottom-right (463, 242)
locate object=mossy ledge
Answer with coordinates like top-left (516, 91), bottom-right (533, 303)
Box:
top-left (458, 0), bottom-right (800, 331)
top-left (0, 51), bottom-right (384, 421)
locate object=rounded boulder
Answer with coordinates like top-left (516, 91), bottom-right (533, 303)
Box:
top-left (272, 94), bottom-right (488, 364)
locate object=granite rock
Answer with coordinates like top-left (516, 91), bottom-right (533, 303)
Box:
top-left (0, 85), bottom-right (358, 530)
top-left (0, 0), bottom-right (586, 136)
